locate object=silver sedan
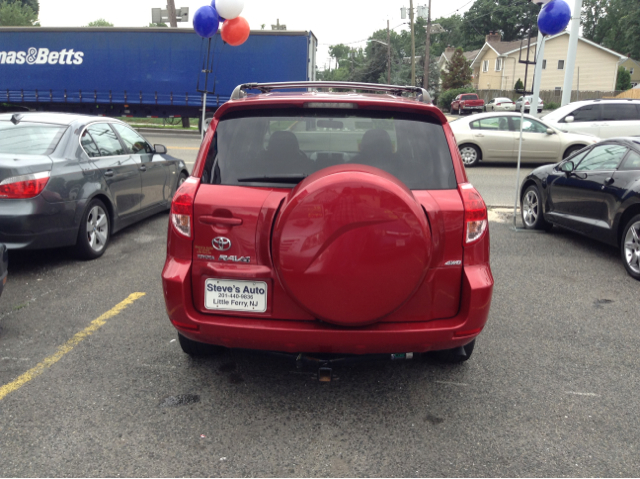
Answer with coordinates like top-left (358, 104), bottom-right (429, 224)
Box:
top-left (449, 112), bottom-right (599, 167)
top-left (484, 97), bottom-right (516, 112)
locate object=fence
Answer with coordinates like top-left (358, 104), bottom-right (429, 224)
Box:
top-left (474, 89), bottom-right (626, 107)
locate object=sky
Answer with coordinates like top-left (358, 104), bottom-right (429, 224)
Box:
top-left (37, 0), bottom-right (577, 69)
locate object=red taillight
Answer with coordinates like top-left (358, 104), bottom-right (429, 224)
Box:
top-left (458, 183), bottom-right (487, 244)
top-left (0, 171), bottom-right (50, 199)
top-left (496, 102), bottom-right (502, 106)
top-left (525, 101), bottom-right (530, 105)
top-left (171, 177), bottom-right (199, 238)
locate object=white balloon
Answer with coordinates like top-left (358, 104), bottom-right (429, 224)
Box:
top-left (215, 0), bottom-right (244, 20)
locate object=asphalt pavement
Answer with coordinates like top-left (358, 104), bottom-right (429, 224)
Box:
top-left (1, 201), bottom-right (639, 476)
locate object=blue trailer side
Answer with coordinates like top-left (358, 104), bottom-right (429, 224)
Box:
top-left (0, 27), bottom-right (317, 120)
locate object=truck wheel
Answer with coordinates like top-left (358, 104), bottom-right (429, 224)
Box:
top-left (458, 107), bottom-right (462, 115)
top-left (450, 106), bottom-right (455, 114)
top-left (181, 117), bottom-right (190, 128)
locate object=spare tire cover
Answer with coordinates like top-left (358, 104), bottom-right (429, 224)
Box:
top-left (272, 165), bottom-right (432, 326)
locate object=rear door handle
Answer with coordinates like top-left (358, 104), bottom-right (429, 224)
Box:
top-left (199, 216), bottom-right (243, 226)
top-left (474, 134), bottom-right (484, 137)
top-left (604, 177), bottom-right (614, 185)
top-left (104, 169), bottom-right (114, 177)
top-left (139, 165), bottom-right (147, 172)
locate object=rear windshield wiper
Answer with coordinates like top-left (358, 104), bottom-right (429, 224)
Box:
top-left (237, 174), bottom-right (307, 184)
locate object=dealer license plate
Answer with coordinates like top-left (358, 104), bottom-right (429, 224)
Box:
top-left (204, 279), bottom-right (268, 313)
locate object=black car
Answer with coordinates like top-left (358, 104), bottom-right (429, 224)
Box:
top-left (0, 112), bottom-right (189, 259)
top-left (0, 243), bottom-right (7, 298)
top-left (520, 138), bottom-right (640, 280)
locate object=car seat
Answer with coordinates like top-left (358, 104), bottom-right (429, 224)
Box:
top-left (262, 130), bottom-right (310, 173)
top-left (354, 129), bottom-right (394, 170)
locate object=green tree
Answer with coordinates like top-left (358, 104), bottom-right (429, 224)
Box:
top-left (0, 0), bottom-right (38, 26)
top-left (328, 44), bottom-right (351, 71)
top-left (441, 48), bottom-right (472, 90)
top-left (86, 18), bottom-right (114, 27)
top-left (616, 66), bottom-right (632, 91)
top-left (148, 22), bottom-right (167, 27)
top-left (582, 0), bottom-right (640, 61)
top-left (514, 78), bottom-right (524, 91)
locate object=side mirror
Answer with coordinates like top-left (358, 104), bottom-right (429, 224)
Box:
top-left (154, 144), bottom-right (167, 154)
top-left (560, 160), bottom-right (574, 173)
top-left (565, 116), bottom-right (575, 123)
top-left (546, 128), bottom-right (555, 135)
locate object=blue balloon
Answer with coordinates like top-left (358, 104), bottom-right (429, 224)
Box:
top-left (210, 1), bottom-right (226, 22)
top-left (193, 5), bottom-right (220, 38)
top-left (537, 0), bottom-right (571, 36)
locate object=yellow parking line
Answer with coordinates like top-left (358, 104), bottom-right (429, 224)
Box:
top-left (0, 292), bottom-right (146, 401)
top-left (167, 146), bottom-right (200, 150)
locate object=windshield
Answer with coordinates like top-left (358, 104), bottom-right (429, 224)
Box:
top-left (460, 94), bottom-right (477, 100)
top-left (0, 122), bottom-right (67, 155)
top-left (201, 108), bottom-right (456, 190)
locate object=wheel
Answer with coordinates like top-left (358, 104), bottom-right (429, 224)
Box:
top-left (458, 107), bottom-right (462, 115)
top-left (483, 106), bottom-right (487, 112)
top-left (450, 106), bottom-right (455, 114)
top-left (459, 144), bottom-right (481, 167)
top-left (178, 333), bottom-right (225, 357)
top-left (621, 214), bottom-right (640, 281)
top-left (75, 198), bottom-right (110, 259)
top-left (521, 185), bottom-right (551, 230)
top-left (177, 171), bottom-right (188, 189)
top-left (428, 339), bottom-right (475, 363)
top-left (563, 145), bottom-right (585, 159)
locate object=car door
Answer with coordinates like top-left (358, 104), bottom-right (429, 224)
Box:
top-left (510, 116), bottom-right (562, 161)
top-left (599, 103), bottom-right (640, 138)
top-left (547, 143), bottom-right (628, 235)
top-left (562, 104), bottom-right (602, 137)
top-left (84, 123), bottom-right (142, 217)
top-left (468, 116), bottom-right (516, 160)
top-left (112, 123), bottom-right (168, 210)
top-left (486, 99), bottom-right (495, 111)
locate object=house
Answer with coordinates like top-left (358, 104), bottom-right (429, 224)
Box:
top-left (620, 57), bottom-right (640, 87)
top-left (437, 45), bottom-right (480, 86)
top-left (467, 31), bottom-right (627, 92)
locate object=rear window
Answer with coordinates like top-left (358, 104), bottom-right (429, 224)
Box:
top-left (460, 94), bottom-right (478, 100)
top-left (201, 108), bottom-right (456, 190)
top-left (0, 122), bottom-right (67, 155)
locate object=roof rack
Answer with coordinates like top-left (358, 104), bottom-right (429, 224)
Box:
top-left (230, 81), bottom-right (432, 104)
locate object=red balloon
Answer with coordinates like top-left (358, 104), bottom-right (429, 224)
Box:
top-left (221, 16), bottom-right (249, 46)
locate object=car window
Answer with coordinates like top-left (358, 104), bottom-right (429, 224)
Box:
top-left (619, 150), bottom-right (640, 170)
top-left (80, 130), bottom-right (100, 158)
top-left (575, 144), bottom-right (627, 171)
top-left (602, 104), bottom-right (640, 121)
top-left (470, 116), bottom-right (510, 131)
top-left (112, 124), bottom-right (153, 155)
top-left (569, 105), bottom-right (601, 122)
top-left (201, 108), bottom-right (456, 190)
top-left (460, 94), bottom-right (477, 100)
top-left (511, 117), bottom-right (547, 133)
top-left (0, 122), bottom-right (67, 155)
top-left (86, 124), bottom-right (126, 157)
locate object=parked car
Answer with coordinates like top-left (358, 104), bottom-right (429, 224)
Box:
top-left (0, 112), bottom-right (189, 259)
top-left (450, 93), bottom-right (485, 115)
top-left (520, 138), bottom-right (640, 280)
top-left (0, 243), bottom-right (6, 298)
top-left (515, 96), bottom-right (544, 113)
top-left (485, 97), bottom-right (516, 112)
top-left (162, 81), bottom-right (494, 364)
top-left (449, 112), bottom-right (599, 167)
top-left (542, 99), bottom-right (640, 138)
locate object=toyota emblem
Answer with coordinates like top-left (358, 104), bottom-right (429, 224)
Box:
top-left (212, 236), bottom-right (232, 251)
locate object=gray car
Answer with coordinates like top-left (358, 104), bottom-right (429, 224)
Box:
top-left (0, 112), bottom-right (189, 259)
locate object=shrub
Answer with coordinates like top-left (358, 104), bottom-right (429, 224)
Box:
top-left (544, 101), bottom-right (559, 110)
top-left (438, 87), bottom-right (476, 110)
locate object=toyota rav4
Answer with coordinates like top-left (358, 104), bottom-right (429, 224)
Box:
top-left (162, 81), bottom-right (493, 363)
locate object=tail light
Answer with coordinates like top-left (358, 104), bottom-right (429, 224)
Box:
top-left (171, 177), bottom-right (199, 238)
top-left (525, 101), bottom-right (530, 105)
top-left (458, 183), bottom-right (487, 244)
top-left (0, 171), bottom-right (50, 199)
top-left (496, 102), bottom-right (502, 106)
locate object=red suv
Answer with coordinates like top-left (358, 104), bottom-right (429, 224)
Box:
top-left (162, 82), bottom-right (493, 363)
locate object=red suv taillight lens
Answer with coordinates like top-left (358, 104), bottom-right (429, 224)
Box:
top-left (459, 183), bottom-right (487, 244)
top-left (171, 177), bottom-right (199, 238)
top-left (0, 171), bottom-right (50, 199)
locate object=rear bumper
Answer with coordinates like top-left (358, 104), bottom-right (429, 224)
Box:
top-left (162, 259), bottom-right (494, 355)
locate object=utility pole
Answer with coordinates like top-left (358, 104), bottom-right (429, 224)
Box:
top-left (410, 0), bottom-right (415, 86)
top-left (166, 0), bottom-right (178, 27)
top-left (387, 20), bottom-right (391, 84)
top-left (423, 0), bottom-right (431, 90)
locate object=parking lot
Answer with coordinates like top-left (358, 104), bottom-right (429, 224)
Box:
top-left (1, 132), bottom-right (639, 476)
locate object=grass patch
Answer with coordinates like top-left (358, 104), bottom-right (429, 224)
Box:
top-left (118, 117), bottom-right (200, 130)
top-left (13, 302), bottom-right (28, 311)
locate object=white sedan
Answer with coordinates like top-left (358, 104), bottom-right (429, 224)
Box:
top-left (449, 112), bottom-right (599, 167)
top-left (484, 97), bottom-right (516, 112)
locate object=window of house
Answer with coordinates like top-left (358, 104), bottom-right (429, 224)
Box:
top-left (631, 68), bottom-right (635, 75)
top-left (482, 60), bottom-right (489, 72)
top-left (555, 87), bottom-right (562, 96)
top-left (495, 58), bottom-right (502, 71)
top-left (558, 60), bottom-right (565, 70)
top-left (542, 59), bottom-right (547, 69)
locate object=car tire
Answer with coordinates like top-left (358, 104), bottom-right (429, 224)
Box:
top-left (459, 144), bottom-right (481, 167)
top-left (621, 214), bottom-right (640, 281)
top-left (450, 106), bottom-right (455, 114)
top-left (521, 184), bottom-right (551, 231)
top-left (483, 106), bottom-right (486, 112)
top-left (178, 333), bottom-right (226, 357)
top-left (75, 198), bottom-right (110, 260)
top-left (563, 145), bottom-right (585, 159)
top-left (458, 107), bottom-right (463, 115)
top-left (428, 339), bottom-right (475, 363)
